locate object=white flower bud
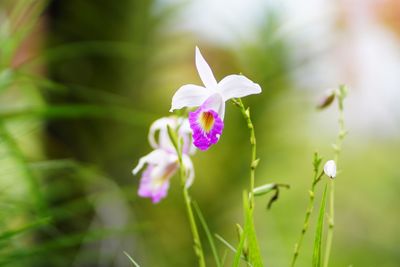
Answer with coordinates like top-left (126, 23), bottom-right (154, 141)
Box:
top-left (323, 160), bottom-right (336, 179)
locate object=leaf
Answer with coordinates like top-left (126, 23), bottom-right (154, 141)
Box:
top-left (123, 251), bottom-right (140, 267)
top-left (0, 104), bottom-right (153, 126)
top-left (246, 210), bottom-right (263, 266)
top-left (233, 191), bottom-right (263, 267)
top-left (215, 234), bottom-right (238, 254)
top-left (215, 234), bottom-right (252, 266)
top-left (233, 192), bottom-right (249, 266)
top-left (192, 201), bottom-right (222, 267)
top-left (312, 184), bottom-right (328, 267)
top-left (0, 217), bottom-right (51, 241)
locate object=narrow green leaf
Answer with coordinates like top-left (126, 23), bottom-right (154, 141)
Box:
top-left (0, 226), bottom-right (139, 265)
top-left (0, 217), bottom-right (51, 241)
top-left (0, 104), bottom-right (153, 126)
top-left (123, 251), bottom-right (140, 267)
top-left (215, 234), bottom-right (238, 254)
top-left (215, 234), bottom-right (252, 265)
top-left (233, 191), bottom-right (263, 266)
top-left (192, 201), bottom-right (222, 267)
top-left (246, 211), bottom-right (263, 266)
top-left (312, 184), bottom-right (328, 267)
top-left (233, 191), bottom-right (249, 266)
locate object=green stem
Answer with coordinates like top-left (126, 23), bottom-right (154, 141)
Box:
top-left (323, 180), bottom-right (334, 267)
top-left (174, 133), bottom-right (206, 267)
top-left (233, 98), bottom-right (263, 267)
top-left (291, 170), bottom-right (324, 267)
top-left (323, 86), bottom-right (346, 267)
top-left (235, 98), bottom-right (257, 206)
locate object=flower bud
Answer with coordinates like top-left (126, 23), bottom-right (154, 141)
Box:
top-left (317, 90), bottom-right (335, 109)
top-left (323, 160), bottom-right (336, 178)
top-left (253, 183), bottom-right (275, 196)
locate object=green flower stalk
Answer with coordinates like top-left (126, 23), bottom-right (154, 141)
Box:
top-left (291, 85), bottom-right (347, 267)
top-left (291, 153), bottom-right (324, 267)
top-left (167, 125), bottom-right (206, 267)
top-left (232, 98), bottom-right (263, 267)
top-left (324, 85), bottom-right (347, 267)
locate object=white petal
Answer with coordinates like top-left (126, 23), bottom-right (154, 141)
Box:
top-left (182, 155), bottom-right (195, 188)
top-left (195, 46), bottom-right (218, 88)
top-left (132, 149), bottom-right (169, 175)
top-left (179, 118), bottom-right (192, 134)
top-left (202, 93), bottom-right (226, 120)
top-left (323, 160), bottom-right (337, 178)
top-left (218, 74), bottom-right (262, 101)
top-left (179, 119), bottom-right (197, 155)
top-left (170, 84), bottom-right (210, 112)
top-left (148, 117), bottom-right (174, 149)
top-left (158, 127), bottom-right (175, 152)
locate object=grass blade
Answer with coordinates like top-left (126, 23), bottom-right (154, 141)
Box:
top-left (312, 184), bottom-right (328, 267)
top-left (215, 234), bottom-right (238, 254)
top-left (192, 201), bottom-right (222, 267)
top-left (0, 104), bottom-right (154, 126)
top-left (233, 191), bottom-right (263, 267)
top-left (233, 192), bottom-right (249, 266)
top-left (0, 217), bottom-right (50, 241)
top-left (123, 251), bottom-right (140, 267)
top-left (215, 234), bottom-right (252, 266)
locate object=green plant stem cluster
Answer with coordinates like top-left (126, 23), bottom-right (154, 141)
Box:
top-left (291, 85), bottom-right (347, 267)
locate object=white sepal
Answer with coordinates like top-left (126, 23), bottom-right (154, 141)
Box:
top-left (195, 46), bottom-right (218, 88)
top-left (218, 74), bottom-right (262, 101)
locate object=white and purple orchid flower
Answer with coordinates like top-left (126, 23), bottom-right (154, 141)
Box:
top-left (170, 47), bottom-right (262, 150)
top-left (132, 117), bottom-right (195, 203)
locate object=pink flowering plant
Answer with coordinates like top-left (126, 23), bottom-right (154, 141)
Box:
top-left (132, 47), bottom-right (347, 267)
top-left (133, 117), bottom-right (195, 203)
top-left (171, 47), bottom-right (261, 150)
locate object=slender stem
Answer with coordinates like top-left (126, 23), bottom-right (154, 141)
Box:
top-left (175, 138), bottom-right (206, 267)
top-left (235, 98), bottom-right (257, 206)
top-left (324, 180), bottom-right (334, 267)
top-left (291, 167), bottom-right (324, 267)
top-left (323, 87), bottom-right (346, 267)
top-left (233, 98), bottom-right (263, 267)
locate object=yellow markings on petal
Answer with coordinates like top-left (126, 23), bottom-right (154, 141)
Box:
top-left (151, 162), bottom-right (177, 190)
top-left (199, 111), bottom-right (215, 133)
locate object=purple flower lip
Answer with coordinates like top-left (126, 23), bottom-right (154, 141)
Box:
top-left (189, 107), bottom-right (224, 151)
top-left (138, 162), bottom-right (178, 203)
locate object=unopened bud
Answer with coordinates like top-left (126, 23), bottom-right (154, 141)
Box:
top-left (317, 90), bottom-right (336, 109)
top-left (323, 160), bottom-right (337, 178)
top-left (253, 183), bottom-right (275, 196)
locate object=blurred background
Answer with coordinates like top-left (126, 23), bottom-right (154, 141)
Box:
top-left (0, 0), bottom-right (399, 266)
